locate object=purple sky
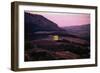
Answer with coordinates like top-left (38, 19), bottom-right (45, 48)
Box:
top-left (28, 12), bottom-right (90, 27)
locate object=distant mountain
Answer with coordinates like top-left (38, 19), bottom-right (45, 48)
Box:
top-left (25, 12), bottom-right (64, 34)
top-left (62, 24), bottom-right (90, 41)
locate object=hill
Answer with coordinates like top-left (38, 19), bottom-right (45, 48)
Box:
top-left (25, 12), bottom-right (64, 33)
top-left (62, 24), bottom-right (90, 41)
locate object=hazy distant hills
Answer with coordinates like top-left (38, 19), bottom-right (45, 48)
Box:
top-left (62, 24), bottom-right (90, 41)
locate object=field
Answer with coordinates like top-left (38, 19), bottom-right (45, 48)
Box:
top-left (25, 37), bottom-right (90, 61)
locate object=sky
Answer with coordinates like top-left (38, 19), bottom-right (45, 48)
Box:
top-left (27, 11), bottom-right (90, 27)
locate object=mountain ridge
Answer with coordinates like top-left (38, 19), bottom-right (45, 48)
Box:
top-left (25, 12), bottom-right (64, 33)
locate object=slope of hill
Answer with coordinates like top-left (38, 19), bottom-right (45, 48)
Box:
top-left (62, 24), bottom-right (90, 41)
top-left (25, 12), bottom-right (64, 33)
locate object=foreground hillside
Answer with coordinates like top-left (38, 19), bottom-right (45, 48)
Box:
top-left (25, 37), bottom-right (90, 61)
